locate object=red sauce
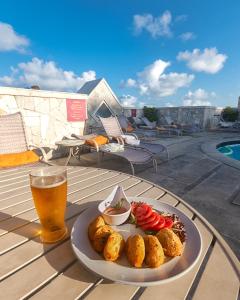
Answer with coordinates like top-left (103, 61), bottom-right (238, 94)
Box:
top-left (104, 207), bottom-right (127, 215)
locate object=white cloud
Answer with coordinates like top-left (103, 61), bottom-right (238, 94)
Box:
top-left (133, 11), bottom-right (172, 38)
top-left (179, 32), bottom-right (196, 41)
top-left (0, 75), bottom-right (14, 85)
top-left (175, 15), bottom-right (188, 22)
top-left (0, 57), bottom-right (96, 92)
top-left (119, 94), bottom-right (138, 107)
top-left (124, 59), bottom-right (194, 98)
top-left (177, 47), bottom-right (227, 74)
top-left (125, 78), bottom-right (137, 87)
top-left (183, 88), bottom-right (215, 106)
top-left (0, 22), bottom-right (29, 53)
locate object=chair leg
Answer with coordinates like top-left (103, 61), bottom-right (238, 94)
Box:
top-left (130, 162), bottom-right (135, 176)
top-left (97, 152), bottom-right (102, 166)
top-left (165, 147), bottom-right (170, 160)
top-left (65, 147), bottom-right (73, 166)
top-left (153, 159), bottom-right (158, 173)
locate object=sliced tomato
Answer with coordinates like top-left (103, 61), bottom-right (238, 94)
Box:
top-left (140, 213), bottom-right (160, 230)
top-left (135, 204), bottom-right (149, 216)
top-left (131, 202), bottom-right (141, 214)
top-left (136, 206), bottom-right (153, 222)
top-left (151, 215), bottom-right (166, 230)
top-left (164, 217), bottom-right (173, 228)
top-left (137, 212), bottom-right (156, 226)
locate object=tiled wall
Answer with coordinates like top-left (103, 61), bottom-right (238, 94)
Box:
top-left (0, 87), bottom-right (88, 147)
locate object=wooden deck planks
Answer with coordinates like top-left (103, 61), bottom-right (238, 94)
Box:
top-left (192, 242), bottom-right (239, 300)
top-left (138, 186), bottom-right (165, 199)
top-left (83, 281), bottom-right (139, 300)
top-left (158, 193), bottom-right (179, 206)
top-left (0, 167), bottom-right (90, 203)
top-left (0, 180), bottom-right (153, 299)
top-left (0, 216), bottom-right (78, 280)
top-left (0, 239), bottom-right (76, 299)
top-left (0, 169), bottom-right (110, 210)
top-left (30, 262), bottom-right (99, 300)
top-left (0, 175), bottom-right (140, 254)
top-left (0, 168), bottom-right (89, 194)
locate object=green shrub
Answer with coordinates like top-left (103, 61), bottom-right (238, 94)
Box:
top-left (222, 106), bottom-right (238, 122)
top-left (143, 106), bottom-right (158, 122)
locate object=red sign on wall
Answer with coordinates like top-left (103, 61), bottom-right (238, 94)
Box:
top-left (66, 99), bottom-right (87, 122)
top-left (131, 109), bottom-right (137, 117)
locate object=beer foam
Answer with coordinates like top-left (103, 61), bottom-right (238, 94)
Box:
top-left (31, 175), bottom-right (67, 189)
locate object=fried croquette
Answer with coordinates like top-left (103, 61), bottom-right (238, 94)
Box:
top-left (144, 235), bottom-right (164, 268)
top-left (88, 216), bottom-right (105, 241)
top-left (103, 232), bottom-right (125, 261)
top-left (125, 234), bottom-right (145, 268)
top-left (156, 228), bottom-right (183, 257)
top-left (92, 225), bottom-right (114, 253)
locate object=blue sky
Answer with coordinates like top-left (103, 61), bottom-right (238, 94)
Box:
top-left (0, 0), bottom-right (239, 108)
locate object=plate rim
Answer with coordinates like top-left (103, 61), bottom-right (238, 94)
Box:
top-left (71, 197), bottom-right (202, 286)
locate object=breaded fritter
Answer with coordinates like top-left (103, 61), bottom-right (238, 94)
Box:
top-left (92, 225), bottom-right (114, 253)
top-left (103, 232), bottom-right (125, 261)
top-left (156, 228), bottom-right (183, 257)
top-left (88, 216), bottom-right (105, 241)
top-left (125, 234), bottom-right (145, 268)
top-left (144, 235), bottom-right (164, 268)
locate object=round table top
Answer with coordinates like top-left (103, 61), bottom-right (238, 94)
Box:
top-left (55, 139), bottom-right (85, 147)
top-left (0, 165), bottom-right (239, 300)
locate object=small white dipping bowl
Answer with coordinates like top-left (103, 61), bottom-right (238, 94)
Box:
top-left (98, 198), bottom-right (131, 226)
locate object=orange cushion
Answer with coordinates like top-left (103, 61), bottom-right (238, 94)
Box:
top-left (0, 150), bottom-right (40, 168)
top-left (85, 135), bottom-right (109, 148)
top-left (126, 124), bottom-right (134, 133)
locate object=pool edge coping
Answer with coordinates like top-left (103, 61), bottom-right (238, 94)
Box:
top-left (201, 138), bottom-right (240, 170)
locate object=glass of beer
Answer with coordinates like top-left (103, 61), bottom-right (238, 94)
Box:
top-left (30, 166), bottom-right (68, 243)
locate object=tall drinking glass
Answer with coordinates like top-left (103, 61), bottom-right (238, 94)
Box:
top-left (30, 166), bottom-right (68, 243)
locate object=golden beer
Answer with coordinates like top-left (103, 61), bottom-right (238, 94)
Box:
top-left (30, 167), bottom-right (68, 243)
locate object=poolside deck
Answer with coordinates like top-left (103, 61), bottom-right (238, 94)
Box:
top-left (55, 131), bottom-right (240, 259)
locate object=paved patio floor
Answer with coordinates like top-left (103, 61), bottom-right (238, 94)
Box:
top-left (56, 131), bottom-right (240, 259)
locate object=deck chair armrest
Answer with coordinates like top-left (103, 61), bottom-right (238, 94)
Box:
top-left (112, 136), bottom-right (125, 145)
top-left (29, 145), bottom-right (55, 163)
top-left (89, 140), bottom-right (99, 152)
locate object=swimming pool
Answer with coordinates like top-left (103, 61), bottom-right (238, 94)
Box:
top-left (217, 142), bottom-right (240, 161)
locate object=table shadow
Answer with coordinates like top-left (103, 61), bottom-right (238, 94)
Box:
top-left (0, 201), bottom-right (100, 284)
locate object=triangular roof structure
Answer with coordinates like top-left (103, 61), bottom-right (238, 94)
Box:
top-left (78, 78), bottom-right (102, 95)
top-left (78, 78), bottom-right (122, 107)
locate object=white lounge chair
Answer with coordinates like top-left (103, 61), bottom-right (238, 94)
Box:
top-left (0, 112), bottom-right (53, 166)
top-left (99, 116), bottom-right (169, 160)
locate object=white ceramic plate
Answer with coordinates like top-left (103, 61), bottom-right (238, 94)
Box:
top-left (71, 197), bottom-right (202, 286)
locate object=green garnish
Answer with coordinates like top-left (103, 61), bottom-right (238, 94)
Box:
top-left (113, 198), bottom-right (125, 209)
top-left (144, 230), bottom-right (157, 235)
top-left (128, 212), bottom-right (136, 224)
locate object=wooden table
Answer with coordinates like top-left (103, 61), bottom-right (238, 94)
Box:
top-left (0, 165), bottom-right (239, 300)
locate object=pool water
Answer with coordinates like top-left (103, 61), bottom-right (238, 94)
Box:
top-left (218, 143), bottom-right (240, 160)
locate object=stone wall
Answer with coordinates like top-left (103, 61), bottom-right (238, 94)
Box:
top-left (123, 106), bottom-right (217, 129)
top-left (157, 106), bottom-right (217, 128)
top-left (0, 87), bottom-right (88, 147)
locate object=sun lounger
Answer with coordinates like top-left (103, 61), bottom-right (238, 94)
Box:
top-left (0, 112), bottom-right (53, 166)
top-left (71, 134), bottom-right (157, 175)
top-left (99, 116), bottom-right (169, 160)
